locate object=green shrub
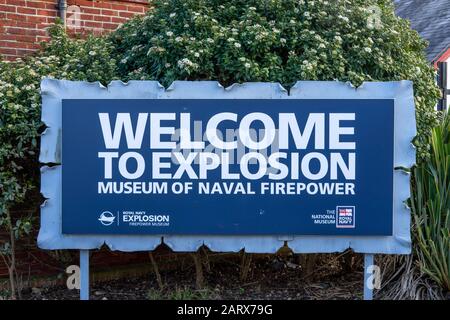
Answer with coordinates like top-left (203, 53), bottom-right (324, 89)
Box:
top-left (411, 113), bottom-right (450, 292)
top-left (0, 24), bottom-right (117, 215)
top-left (0, 23), bottom-right (117, 299)
top-left (0, 23), bottom-right (117, 212)
top-left (110, 0), bottom-right (440, 160)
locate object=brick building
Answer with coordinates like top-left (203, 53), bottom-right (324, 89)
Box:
top-left (394, 0), bottom-right (450, 110)
top-left (0, 0), bottom-right (150, 60)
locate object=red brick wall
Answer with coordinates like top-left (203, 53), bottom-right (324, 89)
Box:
top-left (0, 0), bottom-right (150, 60)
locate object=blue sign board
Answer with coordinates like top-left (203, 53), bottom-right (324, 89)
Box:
top-left (61, 98), bottom-right (394, 236)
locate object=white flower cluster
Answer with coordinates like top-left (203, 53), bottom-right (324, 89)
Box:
top-left (147, 46), bottom-right (166, 55)
top-left (302, 60), bottom-right (315, 71)
top-left (338, 15), bottom-right (350, 23)
top-left (177, 58), bottom-right (199, 71)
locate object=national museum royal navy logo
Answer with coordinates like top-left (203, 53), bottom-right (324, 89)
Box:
top-left (336, 206), bottom-right (355, 228)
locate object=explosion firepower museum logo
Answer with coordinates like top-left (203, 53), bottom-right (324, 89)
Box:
top-left (98, 210), bottom-right (170, 227)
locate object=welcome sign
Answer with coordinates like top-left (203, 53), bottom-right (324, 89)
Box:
top-left (38, 80), bottom-right (414, 254)
top-left (61, 98), bottom-right (394, 235)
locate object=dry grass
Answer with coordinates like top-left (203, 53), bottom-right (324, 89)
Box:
top-left (376, 255), bottom-right (445, 300)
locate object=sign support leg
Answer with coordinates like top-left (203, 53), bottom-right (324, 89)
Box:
top-left (80, 250), bottom-right (90, 300)
top-left (363, 253), bottom-right (374, 300)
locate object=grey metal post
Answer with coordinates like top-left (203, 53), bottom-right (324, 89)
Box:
top-left (80, 250), bottom-right (90, 300)
top-left (363, 253), bottom-right (374, 300)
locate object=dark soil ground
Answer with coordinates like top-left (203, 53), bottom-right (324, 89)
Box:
top-left (21, 253), bottom-right (364, 300)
